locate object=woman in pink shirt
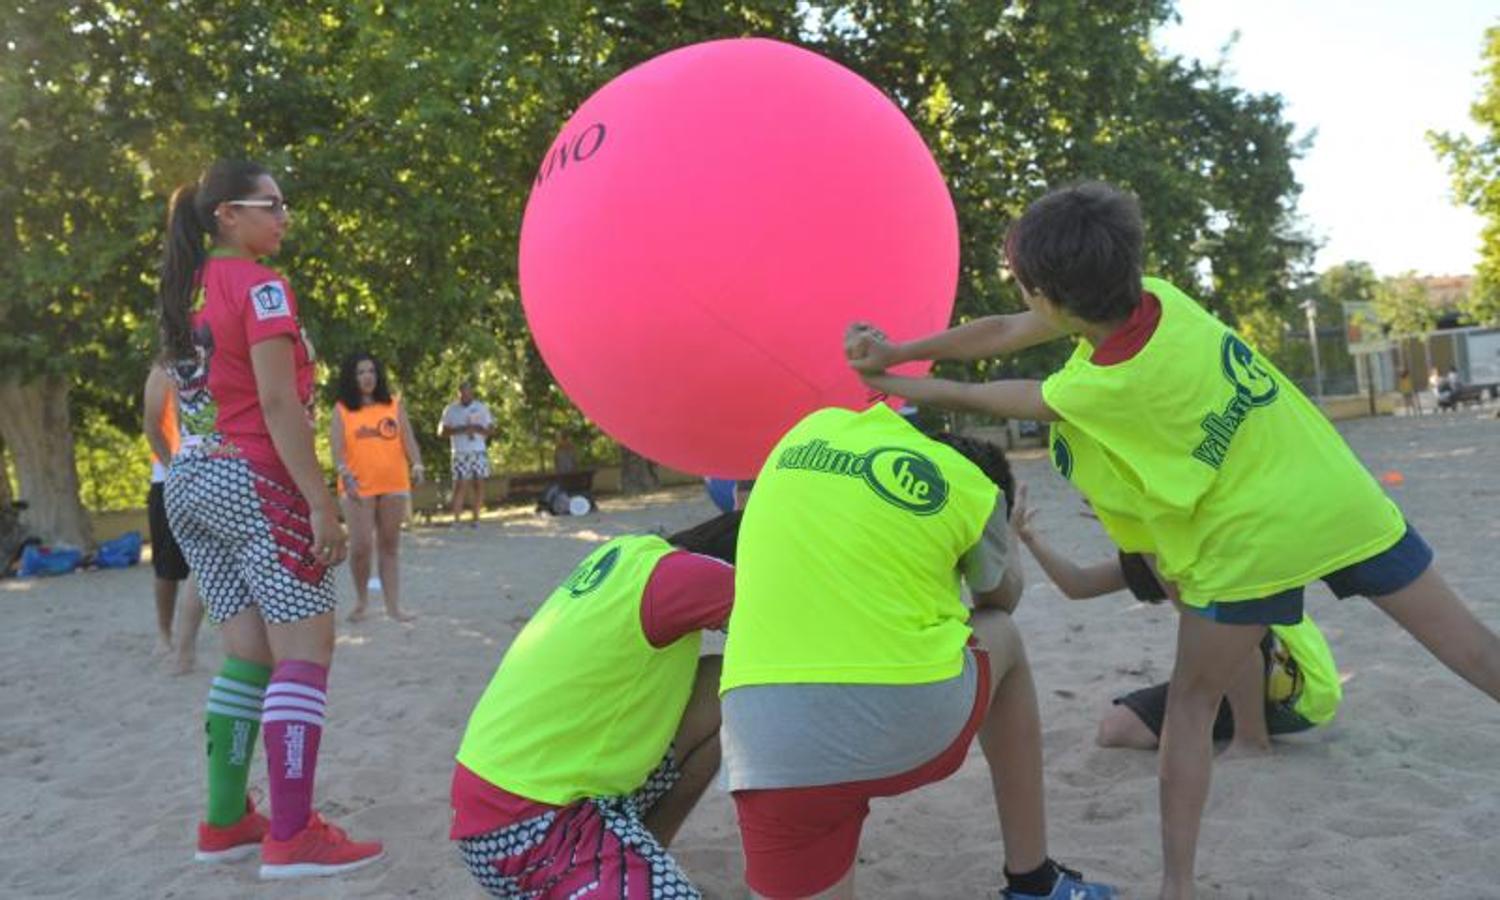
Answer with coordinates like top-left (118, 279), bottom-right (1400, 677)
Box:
top-left (158, 160), bottom-right (383, 879)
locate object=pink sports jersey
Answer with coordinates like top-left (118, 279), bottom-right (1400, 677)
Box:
top-left (187, 253), bottom-right (315, 473)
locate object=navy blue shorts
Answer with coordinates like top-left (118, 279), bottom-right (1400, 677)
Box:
top-left (1187, 524), bottom-right (1434, 626)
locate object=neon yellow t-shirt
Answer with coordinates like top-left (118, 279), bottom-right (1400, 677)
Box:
top-left (1048, 420), bottom-right (1341, 721)
top-left (1041, 278), bottom-right (1405, 607)
top-left (1269, 614), bottom-right (1342, 724)
top-left (455, 535), bottom-right (696, 805)
top-left (721, 405), bottom-right (999, 691)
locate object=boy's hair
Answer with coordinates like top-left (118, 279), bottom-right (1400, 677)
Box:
top-left (931, 433), bottom-right (1015, 515)
top-left (665, 510), bottom-right (742, 565)
top-left (1004, 181), bottom-right (1144, 323)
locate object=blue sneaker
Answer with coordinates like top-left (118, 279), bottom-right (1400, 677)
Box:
top-left (1002, 861), bottom-right (1118, 899)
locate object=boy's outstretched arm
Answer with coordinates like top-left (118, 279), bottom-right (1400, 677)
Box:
top-left (861, 372), bottom-right (1058, 422)
top-left (846, 311), bottom-right (1065, 373)
top-left (1011, 486), bottom-right (1127, 600)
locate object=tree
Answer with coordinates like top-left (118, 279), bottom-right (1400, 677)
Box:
top-left (9, 1), bottom-right (1316, 527)
top-left (1431, 23), bottom-right (1500, 325)
top-left (1374, 271), bottom-right (1437, 338)
top-left (0, 1), bottom-right (160, 545)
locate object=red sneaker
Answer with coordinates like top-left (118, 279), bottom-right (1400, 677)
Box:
top-left (195, 796), bottom-right (270, 863)
top-left (258, 812), bottom-right (384, 880)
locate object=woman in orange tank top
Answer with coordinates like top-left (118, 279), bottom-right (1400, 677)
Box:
top-left (331, 351), bottom-right (424, 622)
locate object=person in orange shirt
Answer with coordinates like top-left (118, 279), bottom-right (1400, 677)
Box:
top-left (331, 351), bottom-right (424, 622)
top-left (143, 362), bottom-right (206, 673)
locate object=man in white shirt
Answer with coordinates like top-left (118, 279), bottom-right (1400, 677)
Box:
top-left (439, 381), bottom-right (494, 527)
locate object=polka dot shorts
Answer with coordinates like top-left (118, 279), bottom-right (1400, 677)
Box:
top-left (457, 751), bottom-right (699, 899)
top-left (164, 451), bottom-right (336, 624)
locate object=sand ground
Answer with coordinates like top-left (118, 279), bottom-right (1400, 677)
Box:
top-left (2, 409), bottom-right (1497, 899)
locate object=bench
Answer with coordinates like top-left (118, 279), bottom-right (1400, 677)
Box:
top-left (1438, 383), bottom-right (1498, 411)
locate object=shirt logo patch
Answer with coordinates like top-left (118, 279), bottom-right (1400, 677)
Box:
top-left (564, 545), bottom-right (621, 597)
top-left (250, 281), bottom-right (290, 321)
top-left (776, 440), bottom-right (949, 515)
top-left (1192, 334), bottom-right (1280, 469)
top-left (1052, 434), bottom-right (1074, 480)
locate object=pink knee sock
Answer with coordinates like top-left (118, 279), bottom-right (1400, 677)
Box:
top-left (262, 659), bottom-right (328, 840)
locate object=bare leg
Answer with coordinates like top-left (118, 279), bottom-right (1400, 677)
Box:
top-left (1097, 704), bottom-right (1162, 749)
top-left (220, 606), bottom-right (274, 669)
top-left (643, 656), bottom-right (723, 846)
top-left (1372, 565), bottom-right (1500, 701)
top-left (343, 496), bottom-right (375, 622)
top-left (265, 611), bottom-right (336, 669)
top-left (968, 608), bottom-right (1047, 876)
top-left (374, 495), bottom-right (413, 621)
top-left (153, 577), bottom-right (179, 654)
top-left (449, 479), bottom-right (468, 525)
top-left (1219, 647), bottom-right (1271, 759)
top-left (1159, 615), bottom-right (1266, 900)
top-left (173, 577), bottom-right (206, 675)
top-left (471, 478), bottom-right (485, 525)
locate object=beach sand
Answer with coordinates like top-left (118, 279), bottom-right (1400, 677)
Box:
top-left (2, 411), bottom-right (1497, 899)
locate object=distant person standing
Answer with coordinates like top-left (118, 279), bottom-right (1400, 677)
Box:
top-left (143, 362), bottom-right (205, 674)
top-left (1397, 368), bottom-right (1420, 416)
top-left (440, 382), bottom-right (493, 527)
top-left (331, 351), bottom-right (423, 623)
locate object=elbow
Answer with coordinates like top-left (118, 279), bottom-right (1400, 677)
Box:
top-left (258, 390), bottom-right (298, 424)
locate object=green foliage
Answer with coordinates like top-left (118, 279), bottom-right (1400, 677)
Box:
top-left (1431, 23), bottom-right (1500, 325)
top-left (8, 1), bottom-right (1314, 508)
top-left (1374, 271), bottom-right (1438, 337)
top-left (74, 412), bottom-right (151, 512)
top-left (0, 1), bottom-right (159, 405)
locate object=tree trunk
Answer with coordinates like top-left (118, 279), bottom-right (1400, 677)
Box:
top-left (618, 445), bottom-right (660, 495)
top-left (0, 377), bottom-right (94, 548)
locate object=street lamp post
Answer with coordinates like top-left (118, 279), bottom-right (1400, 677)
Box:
top-left (1301, 299), bottom-right (1324, 405)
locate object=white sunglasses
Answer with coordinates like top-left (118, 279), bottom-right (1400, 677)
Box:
top-left (226, 197), bottom-right (290, 215)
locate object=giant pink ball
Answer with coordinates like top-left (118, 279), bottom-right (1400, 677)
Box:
top-left (519, 38), bottom-right (957, 478)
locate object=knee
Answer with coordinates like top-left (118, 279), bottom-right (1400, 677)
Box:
top-left (1096, 707), bottom-right (1159, 749)
top-left (969, 609), bottom-right (1024, 670)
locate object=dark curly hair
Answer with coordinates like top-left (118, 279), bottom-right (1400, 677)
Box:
top-left (336, 351), bottom-right (392, 410)
top-left (666, 510), bottom-right (742, 565)
top-left (1004, 181), bottom-right (1144, 324)
top-left (931, 433), bottom-right (1015, 515)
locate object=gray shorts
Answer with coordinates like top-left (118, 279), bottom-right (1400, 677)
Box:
top-left (722, 648), bottom-right (981, 791)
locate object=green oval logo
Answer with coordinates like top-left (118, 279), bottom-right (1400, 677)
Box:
top-left (564, 545), bottom-right (620, 597)
top-left (862, 446), bottom-right (949, 515)
top-left (1052, 434), bottom-right (1074, 480)
top-left (1220, 334), bottom-right (1278, 406)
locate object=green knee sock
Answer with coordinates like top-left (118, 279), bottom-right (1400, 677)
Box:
top-left (203, 656), bottom-right (271, 826)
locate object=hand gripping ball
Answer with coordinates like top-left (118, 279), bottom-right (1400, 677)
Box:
top-left (519, 38), bottom-right (957, 478)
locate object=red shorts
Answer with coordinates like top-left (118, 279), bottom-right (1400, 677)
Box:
top-left (731, 645), bottom-right (993, 898)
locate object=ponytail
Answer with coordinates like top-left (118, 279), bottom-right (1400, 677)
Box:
top-left (158, 183), bottom-right (207, 362)
top-left (155, 159), bottom-right (272, 363)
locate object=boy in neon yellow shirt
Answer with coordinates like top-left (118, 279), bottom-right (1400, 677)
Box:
top-left (845, 181), bottom-right (1500, 900)
top-left (1010, 484), bottom-right (1340, 755)
top-left (722, 405), bottom-right (1117, 900)
top-left (450, 512), bottom-right (741, 899)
